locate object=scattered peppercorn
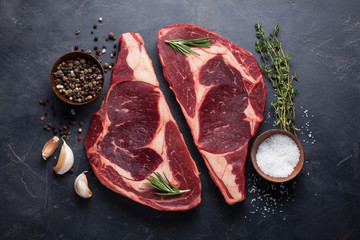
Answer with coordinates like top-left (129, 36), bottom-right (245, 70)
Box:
top-left (105, 35), bottom-right (109, 41)
top-left (94, 45), bottom-right (98, 50)
top-left (77, 136), bottom-right (82, 141)
top-left (78, 128), bottom-right (82, 133)
top-left (113, 44), bottom-right (117, 48)
top-left (74, 45), bottom-right (79, 50)
top-left (75, 30), bottom-right (80, 35)
top-left (94, 36), bottom-right (98, 41)
top-left (98, 17), bottom-right (103, 22)
top-left (90, 30), bottom-right (94, 34)
top-left (79, 121), bottom-right (84, 126)
top-left (81, 49), bottom-right (85, 52)
top-left (86, 49), bottom-right (91, 54)
top-left (108, 32), bottom-right (115, 40)
top-left (93, 24), bottom-right (97, 29)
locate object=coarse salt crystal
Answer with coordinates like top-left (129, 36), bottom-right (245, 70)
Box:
top-left (256, 134), bottom-right (300, 178)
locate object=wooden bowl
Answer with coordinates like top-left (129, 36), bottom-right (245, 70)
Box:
top-left (250, 129), bottom-right (305, 183)
top-left (50, 51), bottom-right (105, 105)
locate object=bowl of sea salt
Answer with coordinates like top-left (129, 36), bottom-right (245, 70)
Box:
top-left (251, 129), bottom-right (304, 183)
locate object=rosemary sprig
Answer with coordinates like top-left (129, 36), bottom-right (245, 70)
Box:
top-left (145, 172), bottom-right (190, 196)
top-left (255, 22), bottom-right (299, 133)
top-left (165, 37), bottom-right (212, 56)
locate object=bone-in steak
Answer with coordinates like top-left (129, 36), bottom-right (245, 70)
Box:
top-left (158, 24), bottom-right (267, 204)
top-left (85, 32), bottom-right (201, 211)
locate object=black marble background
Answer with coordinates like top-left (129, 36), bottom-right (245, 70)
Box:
top-left (0, 0), bottom-right (359, 239)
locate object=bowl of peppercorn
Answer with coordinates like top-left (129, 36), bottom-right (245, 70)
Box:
top-left (51, 51), bottom-right (105, 105)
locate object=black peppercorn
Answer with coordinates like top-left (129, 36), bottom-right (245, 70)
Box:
top-left (109, 32), bottom-right (115, 40)
top-left (94, 36), bottom-right (98, 41)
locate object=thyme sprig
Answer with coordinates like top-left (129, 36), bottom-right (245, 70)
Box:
top-left (165, 37), bottom-right (212, 56)
top-left (255, 22), bottom-right (299, 133)
top-left (145, 172), bottom-right (190, 196)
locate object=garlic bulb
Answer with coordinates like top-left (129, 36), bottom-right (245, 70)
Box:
top-left (42, 136), bottom-right (60, 160)
top-left (53, 139), bottom-right (74, 175)
top-left (74, 171), bottom-right (92, 198)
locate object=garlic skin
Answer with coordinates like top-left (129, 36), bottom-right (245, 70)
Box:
top-left (54, 139), bottom-right (74, 175)
top-left (42, 136), bottom-right (60, 160)
top-left (74, 171), bottom-right (92, 198)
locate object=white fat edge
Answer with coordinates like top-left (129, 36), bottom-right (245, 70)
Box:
top-left (200, 149), bottom-right (244, 201)
top-left (158, 27), bottom-right (172, 39)
top-left (124, 33), bottom-right (158, 86)
top-left (243, 100), bottom-right (263, 136)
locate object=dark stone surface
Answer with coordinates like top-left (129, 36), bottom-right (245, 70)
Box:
top-left (0, 0), bottom-right (359, 239)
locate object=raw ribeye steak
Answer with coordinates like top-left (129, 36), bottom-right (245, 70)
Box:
top-left (85, 32), bottom-right (201, 211)
top-left (158, 24), bottom-right (267, 204)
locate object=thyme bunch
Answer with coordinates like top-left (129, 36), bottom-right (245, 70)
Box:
top-left (255, 22), bottom-right (299, 133)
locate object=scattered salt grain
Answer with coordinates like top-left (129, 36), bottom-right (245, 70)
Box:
top-left (256, 134), bottom-right (300, 178)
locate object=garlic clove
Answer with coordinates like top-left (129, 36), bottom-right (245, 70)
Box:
top-left (54, 139), bottom-right (74, 175)
top-left (42, 136), bottom-right (60, 160)
top-left (74, 171), bottom-right (92, 198)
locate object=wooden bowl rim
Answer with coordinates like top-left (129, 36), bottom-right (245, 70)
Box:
top-left (250, 129), bottom-right (305, 183)
top-left (50, 51), bottom-right (105, 105)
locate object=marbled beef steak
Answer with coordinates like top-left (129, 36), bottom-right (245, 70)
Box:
top-left (85, 32), bottom-right (201, 211)
top-left (158, 24), bottom-right (267, 204)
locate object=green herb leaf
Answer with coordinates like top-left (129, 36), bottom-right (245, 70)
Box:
top-left (165, 37), bottom-right (212, 57)
top-left (145, 172), bottom-right (190, 196)
top-left (255, 22), bottom-right (298, 134)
